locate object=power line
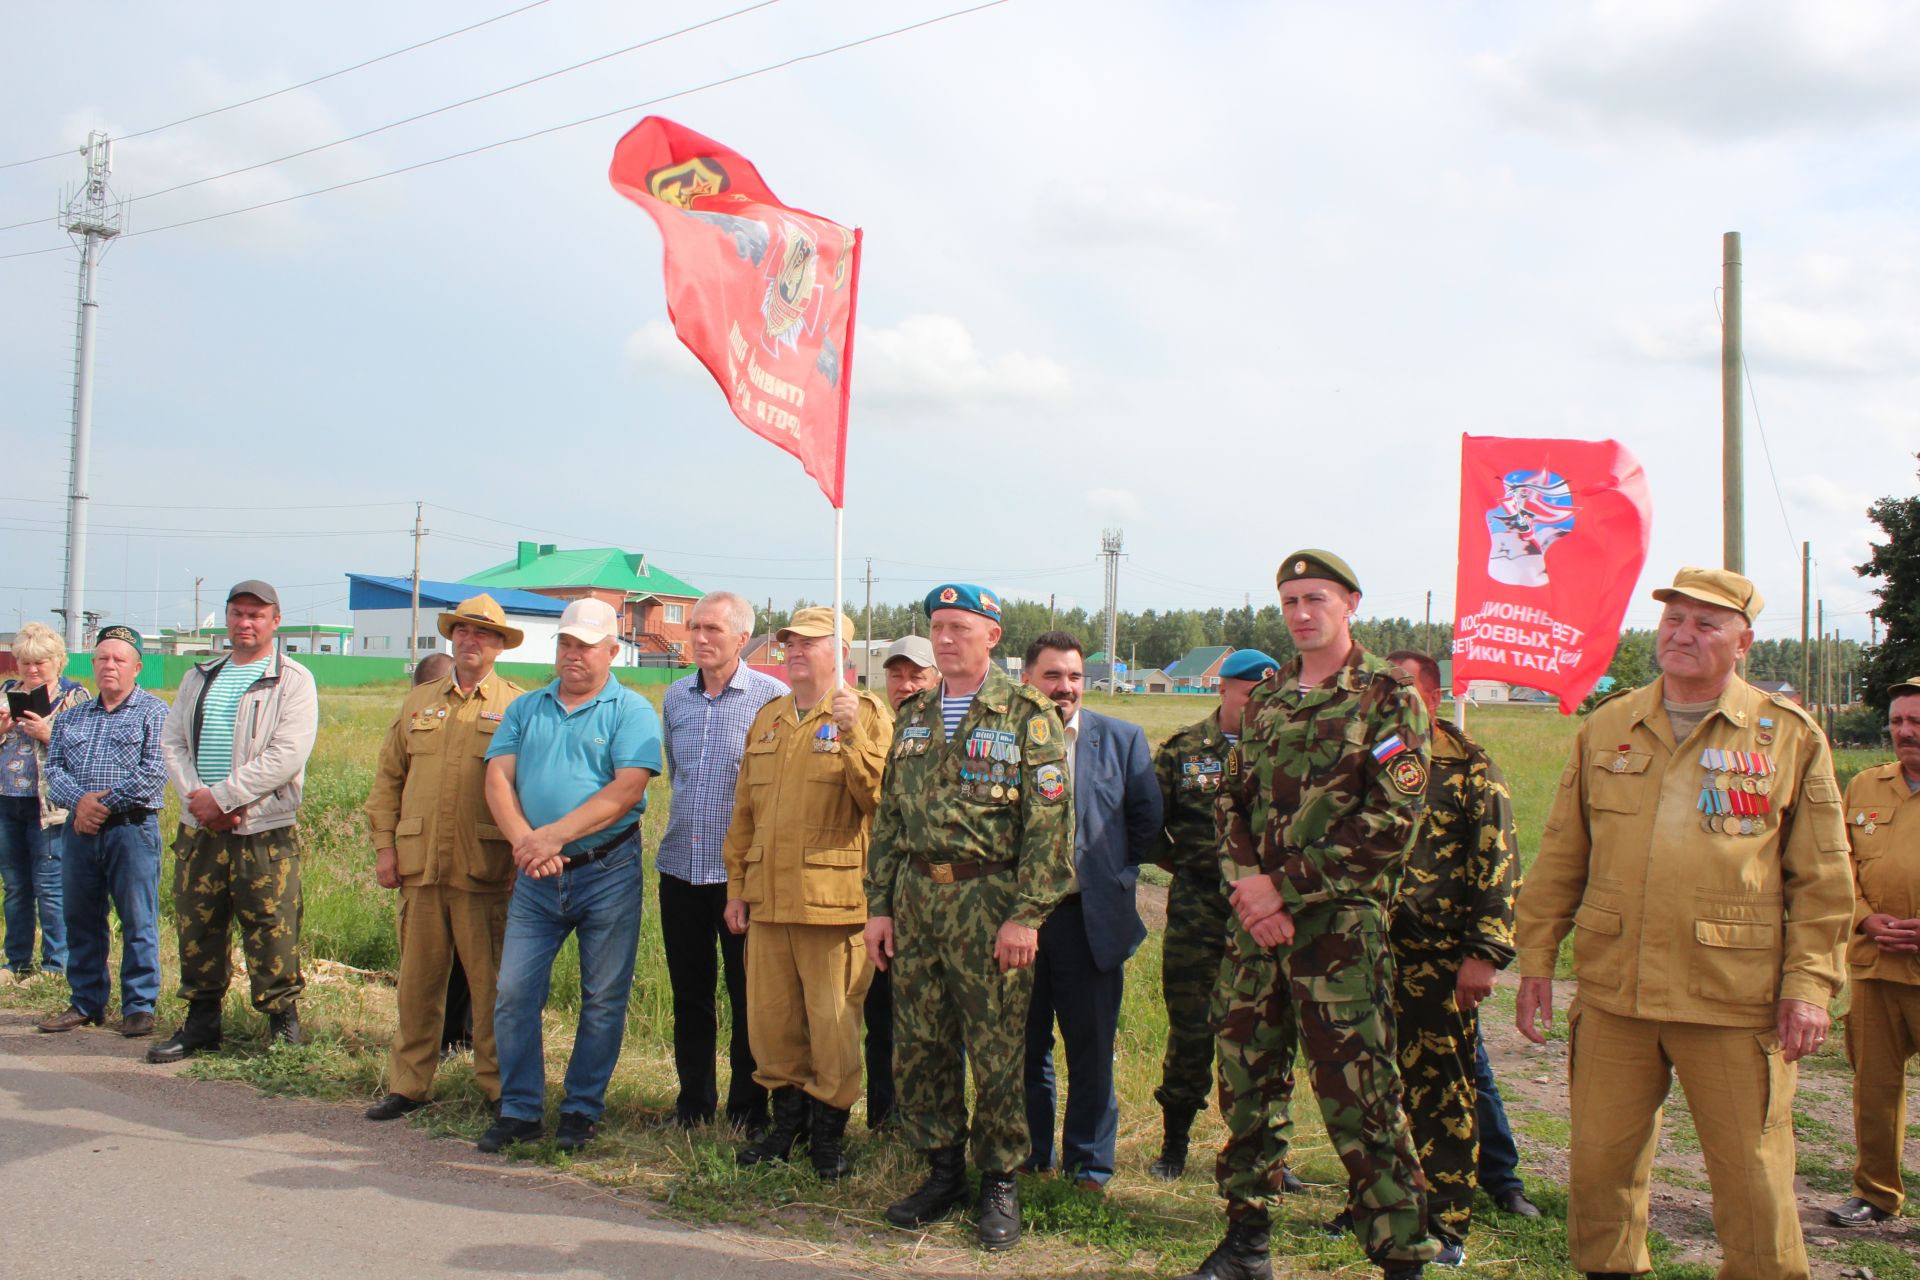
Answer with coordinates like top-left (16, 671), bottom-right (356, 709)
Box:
top-left (0, 0), bottom-right (1011, 262)
top-left (0, 0), bottom-right (784, 234)
top-left (1714, 287), bottom-right (1797, 558)
top-left (0, 0), bottom-right (556, 172)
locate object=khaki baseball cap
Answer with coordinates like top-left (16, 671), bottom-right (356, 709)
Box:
top-left (1651, 567), bottom-right (1764, 622)
top-left (557, 598), bottom-right (620, 645)
top-left (777, 607), bottom-right (854, 643)
top-left (884, 635), bottom-right (936, 670)
top-left (1888, 675), bottom-right (1920, 699)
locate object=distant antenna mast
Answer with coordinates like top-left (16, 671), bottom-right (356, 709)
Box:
top-left (62, 132), bottom-right (125, 650)
top-left (1101, 528), bottom-right (1123, 690)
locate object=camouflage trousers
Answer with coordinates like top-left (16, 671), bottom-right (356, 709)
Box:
top-left (173, 824), bottom-right (304, 1013)
top-left (1215, 908), bottom-right (1436, 1265)
top-left (891, 865), bottom-right (1034, 1173)
top-left (1390, 946), bottom-right (1478, 1248)
top-left (1156, 870), bottom-right (1231, 1113)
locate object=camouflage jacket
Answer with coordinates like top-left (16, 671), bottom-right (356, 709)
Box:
top-left (1154, 710), bottom-right (1233, 882)
top-left (1389, 718), bottom-right (1519, 964)
top-left (1218, 642), bottom-right (1430, 918)
top-left (865, 662), bottom-right (1075, 930)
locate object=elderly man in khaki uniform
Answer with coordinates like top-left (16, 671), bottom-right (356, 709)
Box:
top-left (363, 595), bottom-right (525, 1119)
top-left (1516, 567), bottom-right (1853, 1280)
top-left (723, 607), bottom-right (892, 1178)
top-left (1826, 675), bottom-right (1920, 1228)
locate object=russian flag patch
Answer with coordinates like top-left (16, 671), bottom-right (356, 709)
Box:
top-left (1372, 735), bottom-right (1409, 764)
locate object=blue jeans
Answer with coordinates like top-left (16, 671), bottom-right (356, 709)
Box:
top-left (1473, 1029), bottom-right (1525, 1197)
top-left (62, 816), bottom-right (162, 1019)
top-left (0, 794), bottom-right (66, 973)
top-left (493, 839), bottom-right (644, 1123)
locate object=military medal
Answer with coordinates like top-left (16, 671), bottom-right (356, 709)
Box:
top-left (990, 784), bottom-right (1005, 799)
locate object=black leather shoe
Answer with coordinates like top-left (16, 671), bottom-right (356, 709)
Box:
top-left (1825, 1196), bottom-right (1895, 1227)
top-left (477, 1115), bottom-right (545, 1153)
top-left (1281, 1167), bottom-right (1306, 1195)
top-left (1493, 1188), bottom-right (1541, 1218)
top-left (555, 1112), bottom-right (598, 1153)
top-left (975, 1171), bottom-right (1021, 1250)
top-left (268, 1007), bottom-right (302, 1046)
top-left (147, 998), bottom-right (223, 1063)
top-left (365, 1093), bottom-right (428, 1121)
top-left (37, 1007), bottom-right (103, 1033)
top-left (1175, 1215), bottom-right (1272, 1280)
top-left (886, 1147), bottom-right (969, 1227)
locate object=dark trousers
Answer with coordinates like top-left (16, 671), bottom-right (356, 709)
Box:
top-left (1473, 1030), bottom-right (1525, 1196)
top-left (444, 953), bottom-right (474, 1052)
top-left (863, 964), bottom-right (896, 1127)
top-left (658, 872), bottom-right (765, 1124)
top-left (1022, 896), bottom-right (1123, 1183)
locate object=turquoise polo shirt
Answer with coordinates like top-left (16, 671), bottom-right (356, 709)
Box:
top-left (486, 674), bottom-right (663, 859)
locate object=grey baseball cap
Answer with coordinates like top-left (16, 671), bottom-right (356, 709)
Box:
top-left (883, 635), bottom-right (937, 670)
top-left (227, 579), bottom-right (280, 607)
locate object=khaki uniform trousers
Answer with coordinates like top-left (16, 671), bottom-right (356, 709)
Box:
top-left (745, 921), bottom-right (872, 1111)
top-left (389, 884), bottom-right (509, 1102)
top-left (1568, 1002), bottom-right (1804, 1280)
top-left (1844, 977), bottom-right (1920, 1214)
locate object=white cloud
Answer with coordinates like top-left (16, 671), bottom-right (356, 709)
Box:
top-left (1033, 183), bottom-right (1240, 247)
top-left (851, 314), bottom-right (1071, 408)
top-left (624, 320), bottom-right (703, 379)
top-left (1083, 487), bottom-right (1142, 522)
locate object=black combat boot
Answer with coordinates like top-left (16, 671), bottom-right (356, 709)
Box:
top-left (146, 998), bottom-right (223, 1064)
top-left (269, 1005), bottom-right (302, 1046)
top-left (1150, 1106), bottom-right (1199, 1180)
top-left (975, 1171), bottom-right (1021, 1250)
top-left (809, 1098), bottom-right (852, 1180)
top-left (1177, 1214), bottom-right (1272, 1280)
top-left (737, 1085), bottom-right (810, 1167)
top-left (885, 1146), bottom-right (969, 1227)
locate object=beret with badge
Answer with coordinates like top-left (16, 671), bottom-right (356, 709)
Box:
top-left (1218, 649), bottom-right (1281, 683)
top-left (1275, 548), bottom-right (1361, 595)
top-left (924, 582), bottom-right (1003, 623)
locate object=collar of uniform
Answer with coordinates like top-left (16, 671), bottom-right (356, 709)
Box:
top-left (1634, 674), bottom-right (1753, 732)
top-left (1274, 641), bottom-right (1372, 695)
top-left (446, 671), bottom-right (489, 700)
top-left (1201, 708), bottom-right (1224, 747)
top-left (973, 663), bottom-right (1014, 715)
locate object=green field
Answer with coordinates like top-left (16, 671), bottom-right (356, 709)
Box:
top-left (0, 685), bottom-right (1902, 1278)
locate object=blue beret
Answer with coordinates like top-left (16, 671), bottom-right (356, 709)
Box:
top-left (924, 582), bottom-right (1003, 622)
top-left (1219, 650), bottom-right (1280, 683)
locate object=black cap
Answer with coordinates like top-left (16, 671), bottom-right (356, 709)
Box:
top-left (227, 579), bottom-right (280, 607)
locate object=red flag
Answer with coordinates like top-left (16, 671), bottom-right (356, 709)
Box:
top-left (1451, 435), bottom-right (1652, 713)
top-left (609, 117), bottom-right (860, 508)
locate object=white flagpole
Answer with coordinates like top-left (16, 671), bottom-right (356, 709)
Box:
top-left (833, 506), bottom-right (845, 690)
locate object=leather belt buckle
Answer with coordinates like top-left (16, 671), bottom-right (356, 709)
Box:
top-left (928, 862), bottom-right (955, 885)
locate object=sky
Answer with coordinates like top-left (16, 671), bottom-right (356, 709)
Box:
top-left (1, 0), bottom-right (1915, 645)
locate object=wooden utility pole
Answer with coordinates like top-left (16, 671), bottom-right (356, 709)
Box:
top-left (1799, 543), bottom-right (1810, 700)
top-left (863, 558), bottom-right (874, 691)
top-left (408, 501), bottom-right (423, 666)
top-left (1424, 590), bottom-right (1433, 652)
top-left (1048, 593), bottom-right (1055, 630)
top-left (1816, 600), bottom-right (1825, 729)
top-left (1722, 231), bottom-right (1745, 573)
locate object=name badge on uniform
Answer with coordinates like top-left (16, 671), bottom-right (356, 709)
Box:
top-left (480, 710), bottom-right (503, 722)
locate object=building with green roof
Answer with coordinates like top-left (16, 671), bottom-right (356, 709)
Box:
top-left (462, 541), bottom-right (703, 656)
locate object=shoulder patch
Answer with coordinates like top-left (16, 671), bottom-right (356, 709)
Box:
top-left (1027, 715), bottom-right (1053, 746)
top-left (1387, 755), bottom-right (1428, 795)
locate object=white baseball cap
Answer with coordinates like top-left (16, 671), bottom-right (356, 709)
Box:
top-left (557, 598), bottom-right (620, 645)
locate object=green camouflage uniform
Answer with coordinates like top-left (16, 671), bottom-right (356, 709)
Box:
top-left (174, 825), bottom-right (304, 1012)
top-left (1386, 717), bottom-right (1519, 1249)
top-left (1152, 710), bottom-right (1242, 1114)
top-left (866, 663), bottom-right (1075, 1174)
top-left (1215, 643), bottom-right (1436, 1266)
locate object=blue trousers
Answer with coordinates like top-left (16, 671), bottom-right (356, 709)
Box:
top-left (493, 840), bottom-right (644, 1123)
top-left (62, 816), bottom-right (162, 1019)
top-left (1022, 896), bottom-right (1123, 1183)
top-left (0, 795), bottom-right (66, 973)
top-left (1473, 1030), bottom-right (1525, 1197)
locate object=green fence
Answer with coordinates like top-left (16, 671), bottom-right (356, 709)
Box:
top-left (60, 652), bottom-right (691, 692)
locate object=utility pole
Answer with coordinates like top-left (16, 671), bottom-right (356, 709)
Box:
top-left (1100, 529), bottom-right (1123, 693)
top-left (1722, 230), bottom-right (1745, 575)
top-left (408, 501), bottom-right (424, 665)
top-left (863, 557), bottom-right (874, 691)
top-left (1424, 590), bottom-right (1433, 652)
top-left (61, 132), bottom-right (124, 652)
top-left (193, 577), bottom-right (204, 640)
top-left (1799, 543), bottom-right (1810, 700)
top-left (1048, 593), bottom-right (1055, 631)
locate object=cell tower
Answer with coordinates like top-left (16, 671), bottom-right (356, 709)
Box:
top-left (61, 132), bottom-right (124, 651)
top-left (1100, 528), bottom-right (1123, 691)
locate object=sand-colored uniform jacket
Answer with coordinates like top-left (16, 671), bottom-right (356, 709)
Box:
top-left (723, 688), bottom-right (893, 926)
top-left (364, 672), bottom-right (525, 891)
top-left (1844, 762), bottom-right (1920, 985)
top-left (1516, 675), bottom-right (1852, 1028)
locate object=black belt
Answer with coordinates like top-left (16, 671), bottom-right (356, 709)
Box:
top-left (564, 826), bottom-right (638, 869)
top-left (100, 808), bottom-right (157, 829)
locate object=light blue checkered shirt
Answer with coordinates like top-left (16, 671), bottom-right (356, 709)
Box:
top-left (656, 661), bottom-right (787, 885)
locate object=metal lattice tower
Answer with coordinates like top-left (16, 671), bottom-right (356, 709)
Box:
top-left (60, 132), bottom-right (124, 650)
top-left (1100, 529), bottom-right (1123, 691)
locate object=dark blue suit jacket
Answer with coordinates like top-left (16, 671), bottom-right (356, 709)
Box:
top-left (1068, 709), bottom-right (1164, 973)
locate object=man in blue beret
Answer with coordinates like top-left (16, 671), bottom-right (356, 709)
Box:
top-left (1148, 649), bottom-right (1291, 1182)
top-left (866, 583), bottom-right (1076, 1250)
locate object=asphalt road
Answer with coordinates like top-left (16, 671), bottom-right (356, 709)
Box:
top-left (0, 1010), bottom-right (838, 1280)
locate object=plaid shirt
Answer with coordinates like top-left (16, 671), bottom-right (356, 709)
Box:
top-left (657, 661), bottom-right (787, 884)
top-left (45, 686), bottom-right (171, 814)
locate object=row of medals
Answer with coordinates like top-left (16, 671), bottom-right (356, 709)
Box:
top-left (1694, 746), bottom-right (1776, 835)
top-left (960, 736), bottom-right (1020, 801)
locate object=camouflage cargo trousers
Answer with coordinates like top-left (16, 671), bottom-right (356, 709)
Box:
top-left (1156, 870), bottom-right (1231, 1113)
top-left (1391, 946), bottom-right (1479, 1247)
top-left (1215, 908), bottom-right (1436, 1265)
top-left (173, 824), bottom-right (304, 1013)
top-left (891, 864), bottom-right (1034, 1173)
